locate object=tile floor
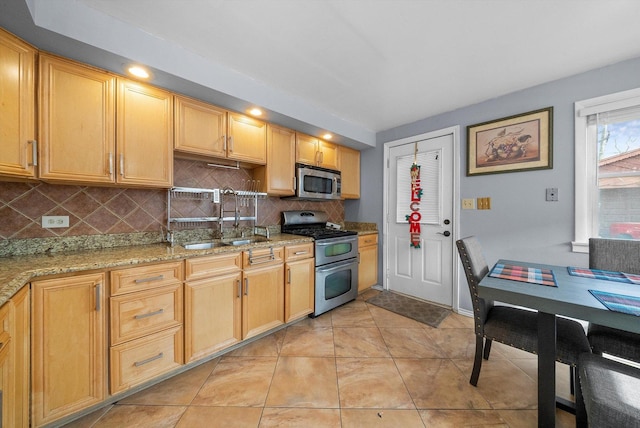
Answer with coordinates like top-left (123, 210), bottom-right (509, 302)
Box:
top-left (66, 289), bottom-right (576, 427)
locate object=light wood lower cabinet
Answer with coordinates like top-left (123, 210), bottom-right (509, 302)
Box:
top-left (31, 272), bottom-right (107, 427)
top-left (109, 326), bottom-right (183, 394)
top-left (184, 252), bottom-right (243, 363)
top-left (0, 302), bottom-right (14, 427)
top-left (109, 262), bottom-right (184, 394)
top-left (10, 287), bottom-right (29, 428)
top-left (358, 234), bottom-right (379, 291)
top-left (284, 243), bottom-right (315, 322)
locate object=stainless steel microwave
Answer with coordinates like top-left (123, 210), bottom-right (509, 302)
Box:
top-left (286, 163), bottom-right (342, 201)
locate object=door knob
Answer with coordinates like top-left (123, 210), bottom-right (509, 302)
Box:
top-left (438, 231), bottom-right (451, 237)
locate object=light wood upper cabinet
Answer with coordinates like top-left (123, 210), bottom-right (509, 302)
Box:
top-left (39, 55), bottom-right (173, 187)
top-left (227, 112), bottom-right (267, 164)
top-left (0, 29), bottom-right (36, 179)
top-left (117, 79), bottom-right (173, 187)
top-left (174, 94), bottom-right (227, 158)
top-left (31, 272), bottom-right (107, 427)
top-left (253, 124), bottom-right (296, 196)
top-left (39, 54), bottom-right (116, 184)
top-left (296, 133), bottom-right (339, 170)
top-left (174, 96), bottom-right (266, 166)
top-left (339, 145), bottom-right (360, 199)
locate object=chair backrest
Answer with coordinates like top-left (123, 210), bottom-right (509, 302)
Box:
top-left (456, 236), bottom-right (491, 334)
top-left (589, 238), bottom-right (640, 274)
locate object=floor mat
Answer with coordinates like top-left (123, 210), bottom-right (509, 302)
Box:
top-left (366, 291), bottom-right (450, 328)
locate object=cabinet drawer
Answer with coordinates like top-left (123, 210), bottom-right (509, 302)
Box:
top-left (358, 234), bottom-right (378, 247)
top-left (185, 252), bottom-right (242, 281)
top-left (284, 242), bottom-right (314, 261)
top-left (111, 261), bottom-right (183, 295)
top-left (243, 246), bottom-right (284, 269)
top-left (110, 284), bottom-right (183, 345)
top-left (110, 326), bottom-right (183, 394)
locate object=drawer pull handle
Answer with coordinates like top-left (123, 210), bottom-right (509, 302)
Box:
top-left (134, 274), bottom-right (165, 284)
top-left (244, 278), bottom-right (249, 296)
top-left (293, 251), bottom-right (307, 255)
top-left (237, 279), bottom-right (241, 298)
top-left (134, 308), bottom-right (164, 320)
top-left (95, 284), bottom-right (101, 311)
top-left (287, 268), bottom-right (291, 284)
top-left (248, 247), bottom-right (275, 265)
top-left (134, 352), bottom-right (164, 367)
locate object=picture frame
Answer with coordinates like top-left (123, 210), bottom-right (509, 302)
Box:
top-left (466, 107), bottom-right (553, 176)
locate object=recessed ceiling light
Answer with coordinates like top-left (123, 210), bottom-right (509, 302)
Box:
top-left (127, 66), bottom-right (150, 79)
top-left (249, 108), bottom-right (263, 117)
top-left (323, 133), bottom-right (333, 140)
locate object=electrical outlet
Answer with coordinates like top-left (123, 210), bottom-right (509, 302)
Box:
top-left (546, 188), bottom-right (558, 202)
top-left (462, 198), bottom-right (475, 209)
top-left (42, 215), bottom-right (69, 228)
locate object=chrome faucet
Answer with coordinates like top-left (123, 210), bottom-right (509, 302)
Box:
top-left (220, 187), bottom-right (239, 229)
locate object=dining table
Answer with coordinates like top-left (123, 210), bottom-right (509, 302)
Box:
top-left (478, 259), bottom-right (640, 428)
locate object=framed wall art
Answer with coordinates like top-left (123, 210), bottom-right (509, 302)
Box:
top-left (467, 107), bottom-right (553, 176)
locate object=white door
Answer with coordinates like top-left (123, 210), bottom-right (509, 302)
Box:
top-left (385, 130), bottom-right (455, 307)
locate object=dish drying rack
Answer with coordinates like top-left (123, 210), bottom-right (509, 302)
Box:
top-left (167, 183), bottom-right (267, 231)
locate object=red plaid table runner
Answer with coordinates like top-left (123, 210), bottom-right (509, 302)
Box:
top-left (489, 263), bottom-right (557, 287)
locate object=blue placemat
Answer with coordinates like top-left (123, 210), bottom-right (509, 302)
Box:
top-left (569, 266), bottom-right (640, 284)
top-left (589, 289), bottom-right (640, 316)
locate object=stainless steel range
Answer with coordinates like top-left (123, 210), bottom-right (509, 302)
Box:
top-left (281, 210), bottom-right (358, 317)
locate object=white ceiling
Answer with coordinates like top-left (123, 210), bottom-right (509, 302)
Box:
top-left (6, 0), bottom-right (640, 146)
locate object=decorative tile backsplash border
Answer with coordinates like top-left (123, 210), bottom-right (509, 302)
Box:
top-left (0, 159), bottom-right (344, 242)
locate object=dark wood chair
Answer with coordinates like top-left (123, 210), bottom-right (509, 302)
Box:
top-left (587, 238), bottom-right (640, 363)
top-left (456, 236), bottom-right (591, 389)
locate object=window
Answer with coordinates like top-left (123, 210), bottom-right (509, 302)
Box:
top-left (574, 88), bottom-right (640, 252)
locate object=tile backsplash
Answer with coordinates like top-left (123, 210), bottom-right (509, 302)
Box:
top-left (0, 159), bottom-right (344, 240)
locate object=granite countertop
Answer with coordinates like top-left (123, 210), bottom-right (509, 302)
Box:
top-left (0, 233), bottom-right (312, 307)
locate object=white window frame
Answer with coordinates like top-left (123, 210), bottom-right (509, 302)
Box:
top-left (573, 87), bottom-right (640, 252)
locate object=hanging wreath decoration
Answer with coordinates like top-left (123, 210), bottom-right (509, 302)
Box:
top-left (406, 143), bottom-right (422, 248)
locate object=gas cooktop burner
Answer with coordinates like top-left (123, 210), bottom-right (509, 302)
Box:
top-left (281, 210), bottom-right (357, 240)
top-left (283, 227), bottom-right (357, 240)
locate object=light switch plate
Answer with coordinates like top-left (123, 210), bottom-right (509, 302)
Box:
top-left (42, 215), bottom-right (69, 228)
top-left (462, 198), bottom-right (475, 209)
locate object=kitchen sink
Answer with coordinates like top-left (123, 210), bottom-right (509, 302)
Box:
top-left (224, 236), bottom-right (270, 246)
top-left (183, 241), bottom-right (229, 250)
top-left (183, 236), bottom-right (270, 250)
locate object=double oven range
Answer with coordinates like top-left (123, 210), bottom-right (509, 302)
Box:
top-left (282, 211), bottom-right (358, 317)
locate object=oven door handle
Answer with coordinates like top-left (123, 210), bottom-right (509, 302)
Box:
top-left (316, 238), bottom-right (357, 247)
top-left (316, 258), bottom-right (356, 274)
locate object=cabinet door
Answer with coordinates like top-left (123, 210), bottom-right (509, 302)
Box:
top-left (242, 264), bottom-right (284, 339)
top-left (358, 243), bottom-right (378, 291)
top-left (185, 271), bottom-right (242, 362)
top-left (0, 302), bottom-right (13, 428)
top-left (318, 140), bottom-right (339, 170)
top-left (254, 125), bottom-right (295, 196)
top-left (39, 54), bottom-right (116, 183)
top-left (32, 273), bottom-right (107, 427)
top-left (117, 79), bottom-right (173, 187)
top-left (296, 133), bottom-right (319, 165)
top-left (285, 258), bottom-right (315, 322)
top-left (0, 29), bottom-right (36, 179)
top-left (339, 146), bottom-right (360, 199)
top-left (10, 287), bottom-right (29, 428)
top-left (227, 112), bottom-right (267, 164)
top-left (174, 95), bottom-right (227, 158)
